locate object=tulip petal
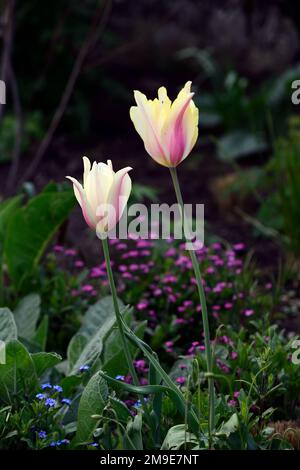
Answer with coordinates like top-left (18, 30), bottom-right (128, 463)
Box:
top-left (66, 176), bottom-right (96, 229)
top-left (162, 89), bottom-right (194, 166)
top-left (130, 91), bottom-right (168, 166)
top-left (82, 156), bottom-right (91, 188)
top-left (106, 166), bottom-right (132, 231)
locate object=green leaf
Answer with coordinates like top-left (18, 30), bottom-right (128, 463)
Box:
top-left (68, 332), bottom-right (104, 376)
top-left (109, 396), bottom-right (131, 422)
top-left (217, 130), bottom-right (267, 162)
top-left (0, 196), bottom-right (22, 249)
top-left (68, 302), bottom-right (129, 375)
top-left (0, 340), bottom-right (38, 403)
top-left (100, 370), bottom-right (191, 430)
top-left (122, 322), bottom-right (200, 433)
top-left (102, 320), bottom-right (146, 377)
top-left (74, 371), bottom-right (108, 445)
top-left (31, 352), bottom-right (62, 377)
top-left (0, 308), bottom-right (18, 342)
top-left (79, 296), bottom-right (124, 339)
top-left (32, 316), bottom-right (48, 351)
top-left (4, 187), bottom-right (75, 289)
top-left (14, 293), bottom-right (40, 340)
top-left (216, 413), bottom-right (239, 437)
top-left (161, 424), bottom-right (198, 450)
top-left (67, 334), bottom-right (88, 372)
top-left (124, 413), bottom-right (143, 450)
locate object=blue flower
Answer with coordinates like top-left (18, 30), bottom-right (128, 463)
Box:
top-left (45, 398), bottom-right (56, 408)
top-left (49, 441), bottom-right (57, 447)
top-left (53, 385), bottom-right (63, 393)
top-left (89, 442), bottom-right (99, 447)
top-left (115, 375), bottom-right (125, 381)
top-left (41, 383), bottom-right (52, 390)
top-left (133, 400), bottom-right (142, 408)
top-left (79, 364), bottom-right (90, 373)
top-left (61, 398), bottom-right (72, 406)
top-left (38, 430), bottom-right (47, 439)
top-left (36, 393), bottom-right (46, 400)
top-left (60, 439), bottom-right (70, 445)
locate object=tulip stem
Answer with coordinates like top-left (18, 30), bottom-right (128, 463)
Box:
top-left (169, 167), bottom-right (215, 442)
top-left (101, 237), bottom-right (140, 386)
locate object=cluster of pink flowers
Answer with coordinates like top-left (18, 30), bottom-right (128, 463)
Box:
top-left (50, 238), bottom-right (273, 382)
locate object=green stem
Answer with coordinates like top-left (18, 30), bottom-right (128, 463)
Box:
top-left (169, 167), bottom-right (215, 441)
top-left (101, 237), bottom-right (139, 386)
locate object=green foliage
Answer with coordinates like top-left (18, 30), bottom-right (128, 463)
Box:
top-left (0, 308), bottom-right (18, 342)
top-left (74, 371), bottom-right (108, 446)
top-left (14, 294), bottom-right (41, 341)
top-left (3, 184), bottom-right (75, 290)
top-left (0, 340), bottom-right (38, 404)
top-left (257, 116), bottom-right (300, 254)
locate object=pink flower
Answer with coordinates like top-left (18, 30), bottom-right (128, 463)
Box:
top-left (81, 284), bottom-right (94, 293)
top-left (244, 309), bottom-right (254, 317)
top-left (224, 302), bottom-right (233, 310)
top-left (137, 300), bottom-right (149, 310)
top-left (176, 376), bottom-right (186, 385)
top-left (233, 243), bottom-right (245, 251)
top-left (74, 260), bottom-right (84, 268)
top-left (53, 245), bottom-right (64, 253)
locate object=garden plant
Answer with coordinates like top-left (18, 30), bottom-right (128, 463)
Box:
top-left (1, 1), bottom-right (300, 459)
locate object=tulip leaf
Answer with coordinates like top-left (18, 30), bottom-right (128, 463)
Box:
top-left (4, 186), bottom-right (75, 290)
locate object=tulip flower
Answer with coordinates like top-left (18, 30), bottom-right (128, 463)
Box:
top-left (130, 81), bottom-right (199, 167)
top-left (66, 157), bottom-right (132, 236)
top-left (131, 81), bottom-right (215, 441)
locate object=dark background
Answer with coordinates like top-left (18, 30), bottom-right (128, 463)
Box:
top-left (1, 0), bottom-right (300, 252)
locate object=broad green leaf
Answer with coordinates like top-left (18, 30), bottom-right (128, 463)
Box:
top-left (32, 316), bottom-right (48, 351)
top-left (0, 340), bottom-right (38, 403)
top-left (68, 333), bottom-right (103, 376)
top-left (67, 334), bottom-right (88, 372)
top-left (31, 352), bottom-right (62, 377)
top-left (0, 308), bottom-right (17, 342)
top-left (4, 187), bottom-right (75, 289)
top-left (161, 424), bottom-right (198, 450)
top-left (14, 293), bottom-right (40, 340)
top-left (0, 196), bottom-right (22, 249)
top-left (74, 371), bottom-right (108, 445)
top-left (79, 296), bottom-right (124, 339)
top-left (216, 413), bottom-right (239, 437)
top-left (68, 303), bottom-right (129, 375)
top-left (102, 308), bottom-right (133, 364)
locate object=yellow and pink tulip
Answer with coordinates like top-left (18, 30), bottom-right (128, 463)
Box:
top-left (130, 81), bottom-right (199, 167)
